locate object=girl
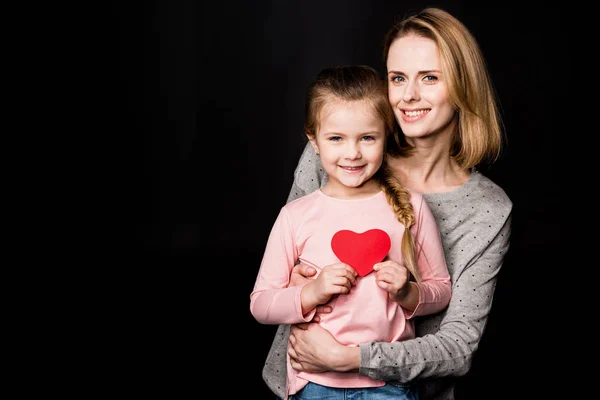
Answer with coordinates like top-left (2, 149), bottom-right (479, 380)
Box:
top-left (250, 65), bottom-right (451, 400)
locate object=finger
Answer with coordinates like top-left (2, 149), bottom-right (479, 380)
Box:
top-left (289, 357), bottom-right (302, 371)
top-left (377, 280), bottom-right (390, 290)
top-left (376, 277), bottom-right (396, 290)
top-left (375, 260), bottom-right (399, 270)
top-left (315, 305), bottom-right (332, 314)
top-left (334, 269), bottom-right (358, 282)
top-left (299, 263), bottom-right (317, 277)
top-left (331, 282), bottom-right (352, 294)
top-left (342, 264), bottom-right (358, 278)
top-left (376, 269), bottom-right (397, 281)
top-left (374, 264), bottom-right (396, 274)
top-left (287, 342), bottom-right (297, 359)
top-left (345, 269), bottom-right (358, 285)
top-left (376, 272), bottom-right (394, 284)
top-left (325, 285), bottom-right (349, 296)
top-left (331, 275), bottom-right (354, 288)
top-left (330, 271), bottom-right (357, 286)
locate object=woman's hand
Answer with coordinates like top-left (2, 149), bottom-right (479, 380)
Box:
top-left (288, 322), bottom-right (359, 373)
top-left (289, 263), bottom-right (318, 287)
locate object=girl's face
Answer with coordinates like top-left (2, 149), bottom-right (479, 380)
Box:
top-left (308, 99), bottom-right (385, 198)
top-left (387, 35), bottom-right (457, 143)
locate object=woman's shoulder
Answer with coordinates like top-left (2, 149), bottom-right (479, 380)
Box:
top-left (471, 170), bottom-right (513, 212)
top-left (422, 170), bottom-right (512, 218)
top-left (293, 141), bottom-right (327, 190)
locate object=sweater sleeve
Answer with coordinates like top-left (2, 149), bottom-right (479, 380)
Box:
top-left (359, 213), bottom-right (512, 382)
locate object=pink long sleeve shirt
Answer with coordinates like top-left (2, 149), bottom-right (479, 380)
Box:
top-left (250, 190), bottom-right (451, 396)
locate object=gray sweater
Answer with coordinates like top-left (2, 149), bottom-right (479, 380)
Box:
top-left (262, 143), bottom-right (512, 400)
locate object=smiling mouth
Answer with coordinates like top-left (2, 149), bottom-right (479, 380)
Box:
top-left (340, 166), bottom-right (365, 171)
top-left (403, 109), bottom-right (430, 117)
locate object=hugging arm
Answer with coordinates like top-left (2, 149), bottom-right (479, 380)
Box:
top-left (359, 215), bottom-right (512, 382)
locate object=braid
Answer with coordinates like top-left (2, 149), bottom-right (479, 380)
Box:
top-left (378, 165), bottom-right (420, 282)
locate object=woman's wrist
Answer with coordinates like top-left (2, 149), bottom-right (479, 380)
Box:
top-left (332, 344), bottom-right (361, 372)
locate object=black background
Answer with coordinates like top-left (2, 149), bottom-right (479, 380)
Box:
top-left (109, 1), bottom-right (573, 398)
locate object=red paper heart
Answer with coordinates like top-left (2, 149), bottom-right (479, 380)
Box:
top-left (331, 229), bottom-right (391, 277)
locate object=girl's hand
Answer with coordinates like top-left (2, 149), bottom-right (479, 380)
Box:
top-left (373, 260), bottom-right (411, 303)
top-left (303, 262), bottom-right (357, 307)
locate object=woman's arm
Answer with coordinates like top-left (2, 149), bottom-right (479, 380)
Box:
top-left (289, 215), bottom-right (512, 382)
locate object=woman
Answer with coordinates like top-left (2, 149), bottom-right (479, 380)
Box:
top-left (262, 7), bottom-right (512, 400)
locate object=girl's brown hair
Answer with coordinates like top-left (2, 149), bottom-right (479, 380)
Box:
top-left (304, 65), bottom-right (420, 281)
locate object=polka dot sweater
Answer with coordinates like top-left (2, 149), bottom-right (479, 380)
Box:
top-left (262, 143), bottom-right (513, 400)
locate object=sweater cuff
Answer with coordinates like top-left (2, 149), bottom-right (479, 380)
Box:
top-left (403, 282), bottom-right (424, 320)
top-left (358, 343), bottom-right (371, 374)
top-left (297, 283), bottom-right (317, 322)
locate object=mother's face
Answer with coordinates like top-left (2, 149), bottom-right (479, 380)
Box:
top-left (386, 35), bottom-right (456, 143)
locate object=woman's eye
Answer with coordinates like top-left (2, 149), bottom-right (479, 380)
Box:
top-left (362, 136), bottom-right (375, 141)
top-left (391, 75), bottom-right (405, 83)
top-left (424, 75), bottom-right (438, 82)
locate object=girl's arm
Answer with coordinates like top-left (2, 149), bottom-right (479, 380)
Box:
top-left (250, 207), bottom-right (317, 325)
top-left (402, 195), bottom-right (452, 318)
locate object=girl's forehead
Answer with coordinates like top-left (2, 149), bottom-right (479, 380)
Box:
top-left (321, 98), bottom-right (375, 116)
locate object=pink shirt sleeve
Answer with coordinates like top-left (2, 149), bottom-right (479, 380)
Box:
top-left (249, 207), bottom-right (317, 325)
top-left (405, 195), bottom-right (452, 319)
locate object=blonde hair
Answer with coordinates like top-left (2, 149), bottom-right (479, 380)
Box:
top-left (304, 65), bottom-right (420, 281)
top-left (383, 7), bottom-right (504, 169)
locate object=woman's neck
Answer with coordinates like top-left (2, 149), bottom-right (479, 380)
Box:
top-left (386, 150), bottom-right (470, 194)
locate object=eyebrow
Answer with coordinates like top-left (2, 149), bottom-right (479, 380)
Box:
top-left (387, 69), bottom-right (442, 75)
top-left (321, 130), bottom-right (383, 136)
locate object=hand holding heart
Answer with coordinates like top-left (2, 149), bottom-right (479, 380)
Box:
top-left (330, 228), bottom-right (412, 303)
top-left (373, 260), bottom-right (412, 303)
top-left (302, 263), bottom-right (357, 312)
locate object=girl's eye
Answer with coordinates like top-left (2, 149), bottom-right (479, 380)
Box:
top-left (328, 136), bottom-right (342, 142)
